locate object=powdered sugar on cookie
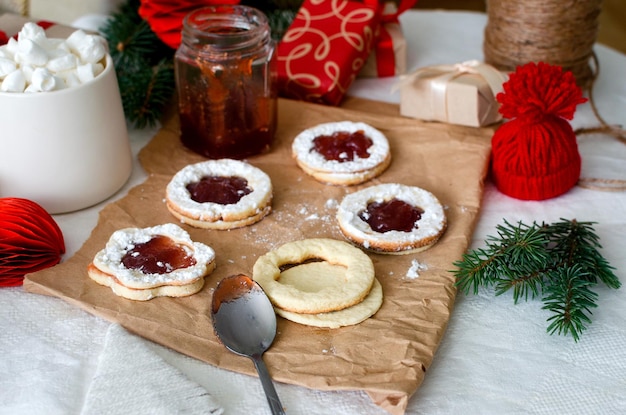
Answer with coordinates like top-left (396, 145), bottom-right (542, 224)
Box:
top-left (92, 223), bottom-right (215, 289)
top-left (166, 159), bottom-right (272, 228)
top-left (292, 121), bottom-right (391, 185)
top-left (337, 183), bottom-right (447, 254)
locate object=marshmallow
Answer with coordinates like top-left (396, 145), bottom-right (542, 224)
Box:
top-left (20, 64), bottom-right (35, 83)
top-left (1, 69), bottom-right (26, 92)
top-left (65, 30), bottom-right (88, 52)
top-left (75, 35), bottom-right (107, 64)
top-left (0, 57), bottom-right (17, 78)
top-left (47, 52), bottom-right (77, 72)
top-left (1, 23), bottom-right (109, 93)
top-left (16, 39), bottom-right (49, 66)
top-left (0, 46), bottom-right (13, 60)
top-left (31, 67), bottom-right (58, 92)
top-left (5, 37), bottom-right (19, 56)
top-left (76, 62), bottom-right (104, 83)
top-left (18, 22), bottom-right (47, 44)
top-left (58, 70), bottom-right (81, 88)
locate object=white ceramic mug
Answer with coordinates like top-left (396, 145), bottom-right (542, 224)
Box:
top-left (0, 54), bottom-right (132, 214)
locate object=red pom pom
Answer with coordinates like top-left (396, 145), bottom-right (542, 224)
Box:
top-left (139, 0), bottom-right (241, 49)
top-left (0, 198), bottom-right (65, 287)
top-left (491, 62), bottom-right (586, 200)
top-left (497, 62), bottom-right (587, 122)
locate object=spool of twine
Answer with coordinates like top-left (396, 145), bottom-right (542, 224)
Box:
top-left (483, 0), bottom-right (602, 88)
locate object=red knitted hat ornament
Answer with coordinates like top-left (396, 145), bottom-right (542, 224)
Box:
top-left (491, 62), bottom-right (588, 200)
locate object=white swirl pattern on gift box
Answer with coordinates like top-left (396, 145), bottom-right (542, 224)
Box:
top-left (278, 0), bottom-right (376, 102)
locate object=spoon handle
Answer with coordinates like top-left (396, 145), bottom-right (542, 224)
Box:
top-left (252, 355), bottom-right (286, 415)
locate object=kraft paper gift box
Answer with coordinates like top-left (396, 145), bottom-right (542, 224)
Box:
top-left (398, 61), bottom-right (508, 127)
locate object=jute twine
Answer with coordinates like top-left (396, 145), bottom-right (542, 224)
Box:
top-left (483, 0), bottom-right (601, 89)
top-left (484, 0), bottom-right (626, 192)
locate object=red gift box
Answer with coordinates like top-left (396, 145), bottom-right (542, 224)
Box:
top-left (359, 0), bottom-right (416, 78)
top-left (277, 0), bottom-right (381, 106)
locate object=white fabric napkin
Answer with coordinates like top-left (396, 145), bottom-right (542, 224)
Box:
top-left (81, 324), bottom-right (223, 415)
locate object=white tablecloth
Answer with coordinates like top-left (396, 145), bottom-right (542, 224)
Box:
top-left (1, 10), bottom-right (625, 415)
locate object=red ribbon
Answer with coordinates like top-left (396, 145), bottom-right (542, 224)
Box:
top-left (373, 0), bottom-right (417, 77)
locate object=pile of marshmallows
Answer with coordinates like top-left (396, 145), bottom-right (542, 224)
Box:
top-left (0, 22), bottom-right (107, 93)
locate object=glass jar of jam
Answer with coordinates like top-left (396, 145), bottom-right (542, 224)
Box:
top-left (175, 5), bottom-right (277, 159)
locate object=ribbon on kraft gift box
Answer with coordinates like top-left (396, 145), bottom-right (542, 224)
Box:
top-left (277, 0), bottom-right (383, 106)
top-left (359, 0), bottom-right (416, 78)
top-left (396, 60), bottom-right (509, 127)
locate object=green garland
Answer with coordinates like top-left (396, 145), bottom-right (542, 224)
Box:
top-left (453, 218), bottom-right (620, 342)
top-left (100, 0), bottom-right (302, 128)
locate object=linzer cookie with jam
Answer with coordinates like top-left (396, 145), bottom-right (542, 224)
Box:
top-left (336, 183), bottom-right (447, 254)
top-left (291, 121), bottom-right (391, 185)
top-left (87, 223), bottom-right (216, 301)
top-left (166, 159), bottom-right (273, 230)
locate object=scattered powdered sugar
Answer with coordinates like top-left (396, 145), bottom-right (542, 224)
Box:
top-left (406, 259), bottom-right (428, 279)
top-left (325, 198), bottom-right (338, 209)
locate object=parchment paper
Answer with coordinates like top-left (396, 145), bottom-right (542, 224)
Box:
top-left (25, 98), bottom-right (494, 415)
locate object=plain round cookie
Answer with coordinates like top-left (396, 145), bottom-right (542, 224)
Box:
top-left (292, 121), bottom-right (391, 185)
top-left (166, 159), bottom-right (272, 229)
top-left (275, 262), bottom-right (383, 328)
top-left (91, 223), bottom-right (216, 289)
top-left (252, 238), bottom-right (375, 314)
top-left (337, 183), bottom-right (447, 254)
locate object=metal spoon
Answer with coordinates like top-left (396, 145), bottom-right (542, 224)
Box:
top-left (211, 274), bottom-right (286, 415)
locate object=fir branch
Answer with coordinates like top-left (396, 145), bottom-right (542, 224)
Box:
top-left (118, 58), bottom-right (175, 129)
top-left (542, 265), bottom-right (598, 342)
top-left (101, 0), bottom-right (175, 128)
top-left (453, 218), bottom-right (620, 341)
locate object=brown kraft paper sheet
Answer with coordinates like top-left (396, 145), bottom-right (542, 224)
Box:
top-left (25, 97), bottom-right (494, 415)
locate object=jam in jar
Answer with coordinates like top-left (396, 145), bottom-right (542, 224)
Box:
top-left (175, 6), bottom-right (277, 159)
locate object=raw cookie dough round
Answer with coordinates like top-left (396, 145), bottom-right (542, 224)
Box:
top-left (166, 159), bottom-right (272, 229)
top-left (252, 238), bottom-right (375, 314)
top-left (292, 121), bottom-right (391, 186)
top-left (337, 183), bottom-right (447, 254)
top-left (275, 262), bottom-right (383, 328)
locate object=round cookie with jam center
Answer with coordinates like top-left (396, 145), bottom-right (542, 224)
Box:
top-left (88, 223), bottom-right (216, 300)
top-left (292, 121), bottom-right (391, 186)
top-left (166, 159), bottom-right (273, 230)
top-left (336, 183), bottom-right (447, 254)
